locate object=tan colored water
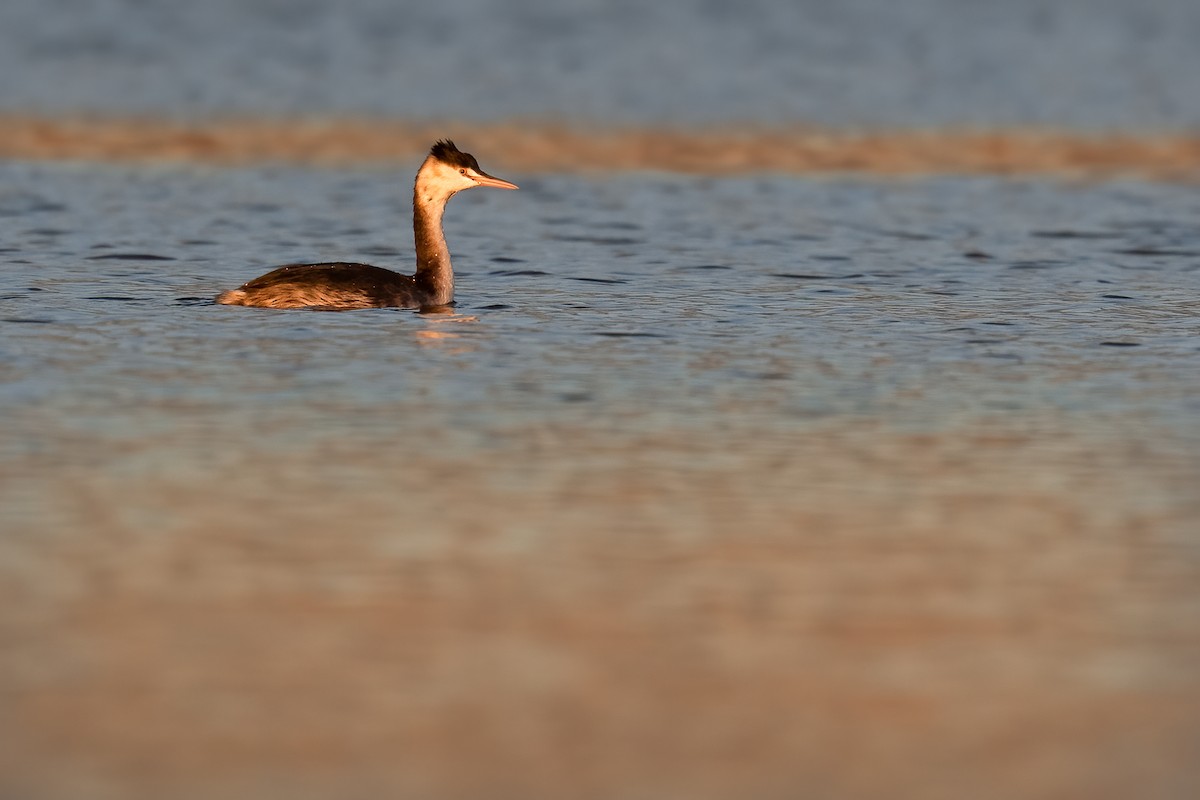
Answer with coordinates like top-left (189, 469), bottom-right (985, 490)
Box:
top-left (3, 420), bottom-right (1198, 799)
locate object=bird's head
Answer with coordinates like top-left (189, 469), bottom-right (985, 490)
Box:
top-left (417, 139), bottom-right (518, 200)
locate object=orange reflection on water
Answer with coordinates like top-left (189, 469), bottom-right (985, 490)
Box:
top-left (413, 312), bottom-right (479, 351)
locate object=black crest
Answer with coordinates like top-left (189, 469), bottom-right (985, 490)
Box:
top-left (429, 139), bottom-right (480, 171)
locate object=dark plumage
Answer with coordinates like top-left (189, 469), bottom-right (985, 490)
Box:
top-left (220, 263), bottom-right (420, 309)
top-left (429, 139), bottom-right (481, 172)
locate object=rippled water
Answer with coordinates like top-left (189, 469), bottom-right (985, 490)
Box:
top-left (2, 163), bottom-right (1198, 432)
top-left (2, 162), bottom-right (1199, 798)
top-left (2, 0), bottom-right (1199, 127)
top-left (4, 1), bottom-right (1200, 796)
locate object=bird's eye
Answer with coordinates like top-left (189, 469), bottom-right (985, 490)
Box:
top-left (459, 168), bottom-right (466, 174)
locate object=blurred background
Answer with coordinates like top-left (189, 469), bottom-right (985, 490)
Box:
top-left (1, 0), bottom-right (1199, 128)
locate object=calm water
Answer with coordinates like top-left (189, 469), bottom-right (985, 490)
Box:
top-left (3, 2), bottom-right (1200, 797)
top-left (2, 162), bottom-right (1199, 798)
top-left (2, 164), bottom-right (1198, 449)
top-left (1, 0), bottom-right (1199, 127)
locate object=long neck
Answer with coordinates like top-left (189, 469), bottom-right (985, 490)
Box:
top-left (412, 184), bottom-right (453, 305)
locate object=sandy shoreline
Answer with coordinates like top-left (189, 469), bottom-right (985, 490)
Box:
top-left (1, 116), bottom-right (1198, 179)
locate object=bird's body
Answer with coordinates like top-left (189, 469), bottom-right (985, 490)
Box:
top-left (216, 140), bottom-right (517, 310)
top-left (216, 262), bottom-right (422, 309)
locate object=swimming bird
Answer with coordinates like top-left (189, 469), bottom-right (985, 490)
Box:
top-left (215, 140), bottom-right (517, 310)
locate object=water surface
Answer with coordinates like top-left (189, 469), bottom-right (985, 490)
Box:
top-left (1, 163), bottom-right (1198, 798)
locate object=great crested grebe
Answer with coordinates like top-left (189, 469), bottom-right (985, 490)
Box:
top-left (215, 140), bottom-right (517, 310)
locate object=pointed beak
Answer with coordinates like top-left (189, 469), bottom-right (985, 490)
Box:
top-left (472, 171), bottom-right (519, 190)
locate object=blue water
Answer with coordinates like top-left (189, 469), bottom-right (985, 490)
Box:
top-left (0, 0), bottom-right (1198, 127)
top-left (1, 162), bottom-right (1197, 492)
